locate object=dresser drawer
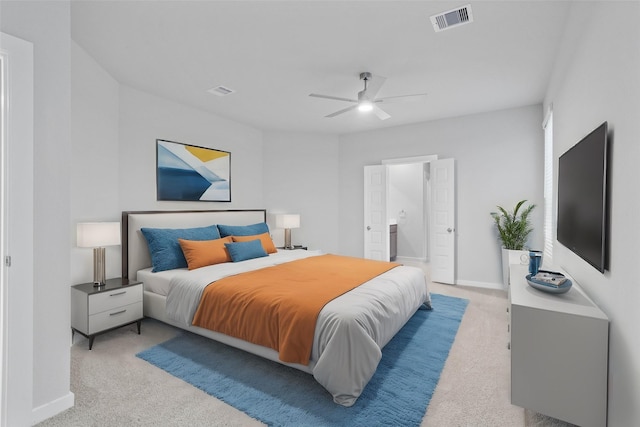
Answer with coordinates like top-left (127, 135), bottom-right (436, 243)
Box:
top-left (88, 301), bottom-right (143, 334)
top-left (88, 284), bottom-right (142, 315)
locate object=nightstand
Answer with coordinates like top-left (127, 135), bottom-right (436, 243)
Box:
top-left (71, 278), bottom-right (143, 350)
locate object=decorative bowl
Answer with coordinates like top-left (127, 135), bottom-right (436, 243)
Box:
top-left (526, 274), bottom-right (572, 294)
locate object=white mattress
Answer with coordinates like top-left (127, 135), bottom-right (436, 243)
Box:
top-left (137, 267), bottom-right (176, 296)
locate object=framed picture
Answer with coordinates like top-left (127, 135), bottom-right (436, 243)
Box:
top-left (156, 139), bottom-right (231, 202)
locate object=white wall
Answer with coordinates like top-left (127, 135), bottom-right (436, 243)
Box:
top-left (70, 52), bottom-right (267, 281)
top-left (388, 163), bottom-right (424, 260)
top-left (1, 0), bottom-right (74, 423)
top-left (262, 131), bottom-right (340, 253)
top-left (71, 41), bottom-right (121, 284)
top-left (118, 86), bottom-right (264, 213)
top-left (339, 104), bottom-right (544, 286)
top-left (544, 2), bottom-right (640, 425)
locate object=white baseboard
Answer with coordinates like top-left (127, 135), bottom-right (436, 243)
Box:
top-left (395, 256), bottom-right (427, 263)
top-left (455, 279), bottom-right (505, 291)
top-left (32, 391), bottom-right (74, 425)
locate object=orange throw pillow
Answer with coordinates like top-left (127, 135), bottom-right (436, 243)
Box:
top-left (232, 232), bottom-right (277, 254)
top-left (178, 236), bottom-right (233, 270)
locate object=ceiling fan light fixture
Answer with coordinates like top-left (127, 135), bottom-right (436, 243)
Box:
top-left (358, 100), bottom-right (373, 112)
top-left (310, 71), bottom-right (426, 120)
top-left (357, 89), bottom-right (373, 112)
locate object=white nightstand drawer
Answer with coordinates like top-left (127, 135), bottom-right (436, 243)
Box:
top-left (88, 301), bottom-right (143, 334)
top-left (88, 284), bottom-right (142, 315)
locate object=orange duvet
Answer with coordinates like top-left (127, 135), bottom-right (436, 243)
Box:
top-left (191, 254), bottom-right (398, 365)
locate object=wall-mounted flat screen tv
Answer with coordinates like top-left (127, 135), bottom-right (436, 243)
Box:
top-left (557, 121), bottom-right (609, 273)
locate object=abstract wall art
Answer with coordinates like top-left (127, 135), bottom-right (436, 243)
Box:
top-left (156, 139), bottom-right (231, 202)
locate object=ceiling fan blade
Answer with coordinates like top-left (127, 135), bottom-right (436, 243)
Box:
top-left (373, 105), bottom-right (391, 120)
top-left (364, 74), bottom-right (387, 99)
top-left (325, 104), bottom-right (359, 118)
top-left (309, 93), bottom-right (358, 103)
top-left (376, 93), bottom-right (428, 104)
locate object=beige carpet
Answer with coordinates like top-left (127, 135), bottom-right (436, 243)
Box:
top-left (38, 263), bottom-right (575, 426)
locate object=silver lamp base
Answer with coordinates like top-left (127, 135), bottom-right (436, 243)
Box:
top-left (284, 228), bottom-right (293, 249)
top-left (93, 247), bottom-right (106, 286)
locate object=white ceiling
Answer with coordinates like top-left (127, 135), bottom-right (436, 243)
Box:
top-left (71, 1), bottom-right (572, 135)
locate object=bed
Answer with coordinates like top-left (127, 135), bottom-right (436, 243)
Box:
top-left (122, 209), bottom-right (431, 406)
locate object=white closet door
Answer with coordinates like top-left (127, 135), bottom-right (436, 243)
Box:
top-left (429, 158), bottom-right (456, 284)
top-left (363, 165), bottom-right (389, 261)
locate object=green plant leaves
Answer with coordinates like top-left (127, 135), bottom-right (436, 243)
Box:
top-left (490, 200), bottom-right (535, 250)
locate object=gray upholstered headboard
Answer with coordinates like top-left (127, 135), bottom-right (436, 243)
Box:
top-left (122, 209), bottom-right (267, 279)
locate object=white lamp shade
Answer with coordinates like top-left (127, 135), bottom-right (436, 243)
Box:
top-left (77, 222), bottom-right (121, 248)
top-left (276, 214), bottom-right (300, 229)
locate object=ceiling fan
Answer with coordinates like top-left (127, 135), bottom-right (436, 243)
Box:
top-left (309, 72), bottom-right (427, 120)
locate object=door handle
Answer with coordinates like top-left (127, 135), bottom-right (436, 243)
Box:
top-left (447, 228), bottom-right (454, 233)
top-left (367, 226), bottom-right (371, 231)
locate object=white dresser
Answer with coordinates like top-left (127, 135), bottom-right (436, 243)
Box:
top-left (508, 264), bottom-right (609, 427)
top-left (71, 278), bottom-right (143, 349)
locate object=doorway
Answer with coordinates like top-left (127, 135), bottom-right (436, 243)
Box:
top-left (364, 155), bottom-right (456, 284)
top-left (383, 155), bottom-right (438, 264)
top-left (387, 162), bottom-right (430, 263)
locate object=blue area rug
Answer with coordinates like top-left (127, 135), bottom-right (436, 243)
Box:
top-left (137, 293), bottom-right (468, 426)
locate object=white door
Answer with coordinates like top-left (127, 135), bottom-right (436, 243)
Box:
top-left (1, 32), bottom-right (35, 426)
top-left (363, 165), bottom-right (389, 261)
top-left (429, 158), bottom-right (456, 284)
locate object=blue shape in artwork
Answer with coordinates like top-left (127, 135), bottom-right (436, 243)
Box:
top-left (157, 167), bottom-right (211, 201)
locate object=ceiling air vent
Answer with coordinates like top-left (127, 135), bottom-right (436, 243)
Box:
top-left (430, 4), bottom-right (473, 32)
top-left (207, 85), bottom-right (236, 97)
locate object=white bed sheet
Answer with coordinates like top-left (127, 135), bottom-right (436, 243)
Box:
top-left (141, 250), bottom-right (430, 406)
top-left (137, 249), bottom-right (310, 297)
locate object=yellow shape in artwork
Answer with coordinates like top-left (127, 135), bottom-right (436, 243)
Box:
top-left (186, 146), bottom-right (228, 163)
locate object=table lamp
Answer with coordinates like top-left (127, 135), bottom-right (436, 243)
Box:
top-left (275, 214), bottom-right (300, 249)
top-left (77, 222), bottom-right (121, 286)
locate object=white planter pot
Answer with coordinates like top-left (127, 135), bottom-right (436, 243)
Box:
top-left (501, 248), bottom-right (529, 287)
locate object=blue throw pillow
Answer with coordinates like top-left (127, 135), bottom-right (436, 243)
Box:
top-left (217, 222), bottom-right (269, 237)
top-left (141, 225), bottom-right (220, 272)
top-left (224, 240), bottom-right (268, 262)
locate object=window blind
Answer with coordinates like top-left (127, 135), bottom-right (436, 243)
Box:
top-left (542, 107), bottom-right (554, 266)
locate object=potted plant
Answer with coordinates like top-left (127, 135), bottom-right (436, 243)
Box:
top-left (490, 200), bottom-right (535, 286)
